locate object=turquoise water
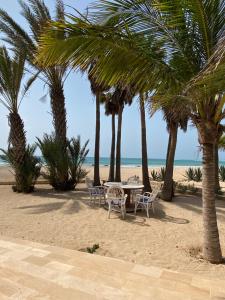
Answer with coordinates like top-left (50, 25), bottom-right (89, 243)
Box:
top-left (84, 157), bottom-right (203, 167)
top-left (0, 157), bottom-right (204, 167)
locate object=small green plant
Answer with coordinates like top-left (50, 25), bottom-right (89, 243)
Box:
top-left (158, 167), bottom-right (166, 181)
top-left (185, 168), bottom-right (195, 181)
top-left (219, 166), bottom-right (225, 182)
top-left (194, 168), bottom-right (202, 182)
top-left (0, 145), bottom-right (41, 193)
top-left (176, 183), bottom-right (188, 194)
top-left (184, 167), bottom-right (202, 182)
top-left (151, 169), bottom-right (159, 181)
top-left (86, 244), bottom-right (99, 254)
top-left (187, 184), bottom-right (198, 194)
top-left (151, 167), bottom-right (166, 182)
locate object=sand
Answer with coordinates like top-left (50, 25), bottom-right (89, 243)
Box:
top-left (1, 165), bottom-right (225, 191)
top-left (0, 182), bottom-right (225, 279)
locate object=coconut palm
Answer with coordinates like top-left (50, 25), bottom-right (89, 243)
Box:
top-left (36, 0), bottom-right (225, 263)
top-left (0, 0), bottom-right (68, 145)
top-left (139, 94), bottom-right (151, 192)
top-left (104, 92), bottom-right (119, 181)
top-left (88, 64), bottom-right (109, 186)
top-left (156, 99), bottom-right (189, 201)
top-left (111, 87), bottom-right (133, 182)
top-left (0, 47), bottom-right (38, 192)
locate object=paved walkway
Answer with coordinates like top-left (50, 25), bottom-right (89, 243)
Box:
top-left (0, 236), bottom-right (224, 299)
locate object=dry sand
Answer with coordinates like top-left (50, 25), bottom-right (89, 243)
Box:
top-left (0, 182), bottom-right (225, 280)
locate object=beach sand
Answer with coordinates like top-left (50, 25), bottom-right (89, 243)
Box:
top-left (1, 165), bottom-right (225, 190)
top-left (0, 173), bottom-right (225, 279)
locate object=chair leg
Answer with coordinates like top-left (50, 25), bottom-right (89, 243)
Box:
top-left (121, 206), bottom-right (126, 219)
top-left (147, 204), bottom-right (150, 218)
top-left (152, 202), bottom-right (155, 214)
top-left (108, 204), bottom-right (111, 219)
top-left (134, 202), bottom-right (138, 215)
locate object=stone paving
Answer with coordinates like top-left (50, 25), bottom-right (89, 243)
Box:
top-left (0, 236), bottom-right (224, 299)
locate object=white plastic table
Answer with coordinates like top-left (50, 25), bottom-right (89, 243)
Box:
top-left (104, 182), bottom-right (144, 212)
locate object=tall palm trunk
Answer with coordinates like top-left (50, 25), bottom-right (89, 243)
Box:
top-left (161, 122), bottom-right (178, 201)
top-left (94, 92), bottom-right (101, 186)
top-left (108, 112), bottom-right (116, 181)
top-left (140, 95), bottom-right (151, 192)
top-left (8, 112), bottom-right (26, 191)
top-left (115, 105), bottom-right (123, 182)
top-left (195, 121), bottom-right (222, 263)
top-left (214, 143), bottom-right (220, 192)
top-left (202, 142), bottom-right (222, 263)
top-left (50, 83), bottom-right (67, 145)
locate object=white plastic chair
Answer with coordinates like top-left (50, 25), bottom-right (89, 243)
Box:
top-left (85, 177), bottom-right (106, 206)
top-left (127, 175), bottom-right (140, 184)
top-left (106, 186), bottom-right (127, 219)
top-left (134, 190), bottom-right (159, 218)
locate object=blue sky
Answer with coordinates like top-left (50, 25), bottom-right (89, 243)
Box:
top-left (0, 0), bottom-right (221, 160)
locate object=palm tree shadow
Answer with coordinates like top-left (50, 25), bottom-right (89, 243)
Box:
top-left (172, 194), bottom-right (225, 222)
top-left (16, 186), bottom-right (90, 214)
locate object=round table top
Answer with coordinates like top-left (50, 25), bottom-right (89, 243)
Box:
top-left (104, 182), bottom-right (144, 190)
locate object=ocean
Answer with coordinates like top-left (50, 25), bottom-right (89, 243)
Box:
top-left (0, 157), bottom-right (204, 167)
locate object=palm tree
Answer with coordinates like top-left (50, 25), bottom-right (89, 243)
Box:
top-left (104, 92), bottom-right (119, 182)
top-left (36, 0), bottom-right (225, 263)
top-left (112, 87), bottom-right (133, 182)
top-left (139, 94), bottom-right (151, 192)
top-left (0, 47), bottom-right (35, 192)
top-left (160, 101), bottom-right (189, 201)
top-left (88, 64), bottom-right (109, 186)
top-left (0, 0), bottom-right (68, 145)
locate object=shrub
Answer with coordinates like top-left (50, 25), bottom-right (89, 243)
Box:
top-left (185, 168), bottom-right (195, 181)
top-left (37, 134), bottom-right (89, 191)
top-left (86, 244), bottom-right (99, 254)
top-left (219, 166), bottom-right (225, 182)
top-left (185, 167), bottom-right (202, 182)
top-left (150, 167), bottom-right (166, 182)
top-left (194, 168), bottom-right (202, 182)
top-left (158, 167), bottom-right (166, 181)
top-left (176, 183), bottom-right (188, 194)
top-left (151, 169), bottom-right (159, 181)
top-left (0, 145), bottom-right (41, 193)
top-left (187, 184), bottom-right (198, 194)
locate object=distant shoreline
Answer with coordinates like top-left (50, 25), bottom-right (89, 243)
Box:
top-left (0, 157), bottom-right (205, 168)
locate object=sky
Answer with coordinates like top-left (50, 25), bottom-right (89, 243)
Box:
top-left (0, 0), bottom-right (222, 161)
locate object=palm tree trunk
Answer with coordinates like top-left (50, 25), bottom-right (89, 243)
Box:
top-left (50, 83), bottom-right (67, 145)
top-left (214, 143), bottom-right (220, 192)
top-left (8, 112), bottom-right (26, 191)
top-left (140, 95), bottom-right (151, 192)
top-left (94, 92), bottom-right (101, 186)
top-left (202, 142), bottom-right (222, 263)
top-left (161, 122), bottom-right (178, 201)
top-left (115, 105), bottom-right (123, 182)
top-left (108, 113), bottom-right (116, 182)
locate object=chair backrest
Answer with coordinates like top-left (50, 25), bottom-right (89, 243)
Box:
top-left (106, 186), bottom-right (124, 201)
top-left (85, 177), bottom-right (93, 188)
top-left (127, 175), bottom-right (140, 184)
top-left (150, 190), bottom-right (159, 202)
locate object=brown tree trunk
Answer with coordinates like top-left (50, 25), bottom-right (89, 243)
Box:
top-left (50, 82), bottom-right (67, 146)
top-left (115, 105), bottom-right (123, 182)
top-left (108, 112), bottom-right (115, 182)
top-left (94, 92), bottom-right (101, 186)
top-left (140, 95), bottom-right (151, 192)
top-left (202, 142), bottom-right (222, 263)
top-left (161, 122), bottom-right (178, 201)
top-left (214, 143), bottom-right (220, 192)
top-left (8, 112), bottom-right (26, 191)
